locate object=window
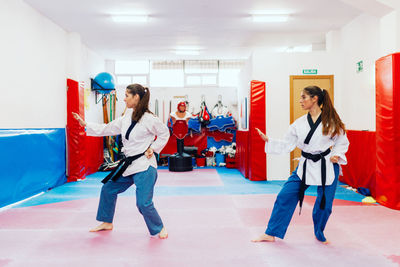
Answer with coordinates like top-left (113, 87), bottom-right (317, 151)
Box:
top-left (218, 60), bottom-right (244, 87)
top-left (116, 75), bottom-right (132, 85)
top-left (114, 61), bottom-right (150, 86)
top-left (115, 60), bottom-right (149, 74)
top-left (186, 75), bottom-right (202, 86)
top-left (113, 59), bottom-right (245, 88)
top-left (219, 69), bottom-right (240, 87)
top-left (185, 74), bottom-right (218, 86)
top-left (184, 60), bottom-right (218, 74)
top-left (132, 75), bottom-right (148, 86)
top-left (202, 75), bottom-right (218, 85)
top-left (150, 60), bottom-right (184, 87)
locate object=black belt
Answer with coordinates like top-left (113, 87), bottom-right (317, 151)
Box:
top-left (101, 152), bottom-right (146, 184)
top-left (298, 148), bottom-right (331, 213)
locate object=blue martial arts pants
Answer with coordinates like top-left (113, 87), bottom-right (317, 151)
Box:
top-left (96, 166), bottom-right (164, 235)
top-left (265, 163), bottom-right (339, 242)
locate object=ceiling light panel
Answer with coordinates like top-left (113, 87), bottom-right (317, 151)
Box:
top-left (252, 14), bottom-right (289, 22)
top-left (111, 15), bottom-right (148, 23)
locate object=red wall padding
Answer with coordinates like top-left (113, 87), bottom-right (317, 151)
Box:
top-left (85, 136), bottom-right (103, 175)
top-left (236, 131), bottom-right (249, 178)
top-left (248, 80), bottom-right (266, 181)
top-left (66, 79), bottom-right (86, 182)
top-left (375, 53), bottom-right (400, 210)
top-left (340, 130), bottom-right (376, 196)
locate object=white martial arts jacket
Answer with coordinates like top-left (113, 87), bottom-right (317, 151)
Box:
top-left (265, 114), bottom-right (349, 186)
top-left (86, 109), bottom-right (170, 176)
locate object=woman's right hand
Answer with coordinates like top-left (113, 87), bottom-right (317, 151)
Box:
top-left (255, 128), bottom-right (268, 142)
top-left (72, 112), bottom-right (87, 127)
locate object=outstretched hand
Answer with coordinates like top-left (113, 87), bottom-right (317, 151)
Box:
top-left (72, 112), bottom-right (87, 127)
top-left (145, 147), bottom-right (154, 159)
top-left (255, 128), bottom-right (268, 142)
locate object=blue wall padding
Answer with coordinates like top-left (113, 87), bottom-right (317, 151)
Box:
top-left (0, 128), bottom-right (67, 208)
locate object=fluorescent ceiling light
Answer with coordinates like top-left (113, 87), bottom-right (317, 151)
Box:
top-left (175, 50), bottom-right (200, 55)
top-left (111, 15), bottom-right (148, 23)
top-left (286, 45), bottom-right (312, 53)
top-left (252, 14), bottom-right (289, 22)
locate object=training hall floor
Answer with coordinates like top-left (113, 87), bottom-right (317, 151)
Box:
top-left (0, 167), bottom-right (399, 267)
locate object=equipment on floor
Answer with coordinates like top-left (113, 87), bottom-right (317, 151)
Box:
top-left (91, 72), bottom-right (120, 171)
top-left (168, 120), bottom-right (193, 172)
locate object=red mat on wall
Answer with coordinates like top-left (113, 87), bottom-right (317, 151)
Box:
top-left (66, 79), bottom-right (86, 182)
top-left (236, 131), bottom-right (249, 178)
top-left (67, 80), bottom-right (104, 180)
top-left (248, 80), bottom-right (266, 181)
top-left (85, 136), bottom-right (103, 175)
top-left (340, 130), bottom-right (376, 196)
top-left (375, 53), bottom-right (400, 210)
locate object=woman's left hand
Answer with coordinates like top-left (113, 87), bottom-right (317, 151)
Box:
top-left (72, 112), bottom-right (87, 127)
top-left (330, 155), bottom-right (339, 163)
top-left (145, 147), bottom-right (154, 159)
top-left (255, 128), bottom-right (268, 142)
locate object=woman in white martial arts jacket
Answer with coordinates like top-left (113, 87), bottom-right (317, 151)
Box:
top-left (72, 84), bottom-right (170, 239)
top-left (252, 85), bottom-right (349, 244)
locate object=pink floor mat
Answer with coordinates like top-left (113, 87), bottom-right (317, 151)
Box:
top-left (0, 194), bottom-right (399, 266)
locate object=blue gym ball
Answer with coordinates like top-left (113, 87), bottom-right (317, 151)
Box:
top-left (93, 72), bottom-right (115, 93)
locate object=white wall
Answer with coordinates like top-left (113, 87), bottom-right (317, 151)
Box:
top-left (380, 11), bottom-right (398, 55)
top-left (0, 0), bottom-right (67, 128)
top-left (380, 10), bottom-right (400, 55)
top-left (336, 11), bottom-right (400, 132)
top-left (336, 14), bottom-right (381, 131)
top-left (0, 0), bottom-right (105, 129)
top-left (237, 57), bottom-right (252, 130)
top-left (81, 46), bottom-right (106, 123)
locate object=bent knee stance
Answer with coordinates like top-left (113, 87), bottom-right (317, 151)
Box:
top-left (137, 201), bottom-right (155, 213)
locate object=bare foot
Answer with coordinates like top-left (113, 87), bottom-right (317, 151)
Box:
top-left (318, 239), bottom-right (330, 245)
top-left (315, 237), bottom-right (329, 244)
top-left (89, 222), bottom-right (113, 232)
top-left (251, 234), bottom-right (275, 242)
top-left (158, 227), bottom-right (168, 239)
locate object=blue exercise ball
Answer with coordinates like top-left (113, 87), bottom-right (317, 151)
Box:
top-left (93, 72), bottom-right (115, 93)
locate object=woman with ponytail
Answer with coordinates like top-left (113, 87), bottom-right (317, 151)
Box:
top-left (252, 85), bottom-right (349, 244)
top-left (72, 84), bottom-right (170, 239)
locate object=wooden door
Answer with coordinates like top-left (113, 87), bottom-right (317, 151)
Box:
top-left (289, 75), bottom-right (334, 172)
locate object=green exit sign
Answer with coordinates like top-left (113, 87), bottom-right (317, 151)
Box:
top-left (303, 69), bottom-right (318, 75)
top-left (357, 60), bottom-right (363, 73)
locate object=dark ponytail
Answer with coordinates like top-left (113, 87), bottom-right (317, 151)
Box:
top-left (126, 84), bottom-right (152, 121)
top-left (303, 86), bottom-right (346, 137)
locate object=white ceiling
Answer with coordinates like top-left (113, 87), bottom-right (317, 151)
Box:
top-left (23, 0), bottom-right (393, 60)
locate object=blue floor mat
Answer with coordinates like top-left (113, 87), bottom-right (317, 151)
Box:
top-left (12, 167), bottom-right (367, 208)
